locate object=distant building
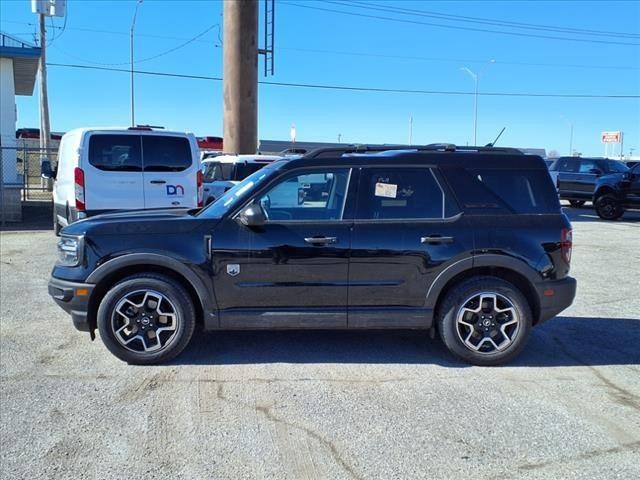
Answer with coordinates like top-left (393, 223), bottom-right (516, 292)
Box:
top-left (1, 33), bottom-right (41, 221)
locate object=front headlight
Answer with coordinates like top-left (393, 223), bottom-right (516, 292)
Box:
top-left (57, 235), bottom-right (84, 266)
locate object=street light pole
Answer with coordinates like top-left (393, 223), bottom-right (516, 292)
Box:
top-left (561, 115), bottom-right (573, 155)
top-left (461, 60), bottom-right (495, 146)
top-left (130, 0), bottom-right (143, 127)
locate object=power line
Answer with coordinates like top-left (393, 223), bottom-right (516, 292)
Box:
top-left (280, 46), bottom-right (640, 71)
top-left (338, 0), bottom-right (640, 39)
top-left (282, 1), bottom-right (640, 46)
top-left (51, 24), bottom-right (220, 67)
top-left (47, 62), bottom-right (640, 99)
top-left (4, 18), bottom-right (638, 70)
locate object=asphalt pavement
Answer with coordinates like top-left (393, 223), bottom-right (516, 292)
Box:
top-left (1, 206), bottom-right (639, 480)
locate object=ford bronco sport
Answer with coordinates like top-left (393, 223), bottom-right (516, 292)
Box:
top-left (49, 144), bottom-right (577, 366)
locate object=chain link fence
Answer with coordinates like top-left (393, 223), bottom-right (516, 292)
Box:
top-left (1, 146), bottom-right (57, 225)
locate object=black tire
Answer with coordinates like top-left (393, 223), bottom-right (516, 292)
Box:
top-left (568, 200), bottom-right (586, 208)
top-left (594, 194), bottom-right (624, 220)
top-left (97, 274), bottom-right (196, 365)
top-left (53, 207), bottom-right (61, 236)
top-left (436, 276), bottom-right (533, 366)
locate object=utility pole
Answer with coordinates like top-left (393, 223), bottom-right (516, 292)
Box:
top-left (561, 115), bottom-right (573, 155)
top-left (409, 115), bottom-right (413, 145)
top-left (38, 13), bottom-right (52, 189)
top-left (130, 0), bottom-right (143, 127)
top-left (223, 0), bottom-right (258, 154)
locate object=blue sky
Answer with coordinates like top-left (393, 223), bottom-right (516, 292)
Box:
top-left (1, 0), bottom-right (639, 156)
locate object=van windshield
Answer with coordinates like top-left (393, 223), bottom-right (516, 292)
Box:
top-left (197, 163), bottom-right (282, 218)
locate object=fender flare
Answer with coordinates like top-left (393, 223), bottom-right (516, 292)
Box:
top-left (425, 254), bottom-right (540, 308)
top-left (86, 253), bottom-right (216, 315)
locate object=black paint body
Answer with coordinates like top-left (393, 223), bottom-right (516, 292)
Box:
top-left (49, 151), bottom-right (576, 335)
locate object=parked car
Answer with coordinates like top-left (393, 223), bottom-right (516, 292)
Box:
top-left (43, 127), bottom-right (202, 235)
top-left (48, 144), bottom-right (576, 366)
top-left (201, 155), bottom-right (280, 205)
top-left (593, 162), bottom-right (640, 220)
top-left (549, 157), bottom-right (629, 207)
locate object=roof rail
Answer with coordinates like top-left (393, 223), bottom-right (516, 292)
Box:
top-left (304, 143), bottom-right (524, 158)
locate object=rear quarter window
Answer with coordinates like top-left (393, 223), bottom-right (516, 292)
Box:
top-left (142, 136), bottom-right (192, 172)
top-left (443, 167), bottom-right (560, 214)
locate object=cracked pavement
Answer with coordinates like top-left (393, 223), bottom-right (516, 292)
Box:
top-left (1, 206), bottom-right (639, 479)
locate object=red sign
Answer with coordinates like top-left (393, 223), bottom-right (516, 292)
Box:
top-left (601, 131), bottom-right (621, 143)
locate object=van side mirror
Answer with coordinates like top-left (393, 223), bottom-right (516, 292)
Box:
top-left (238, 203), bottom-right (266, 227)
top-left (41, 160), bottom-right (54, 179)
top-left (588, 168), bottom-right (603, 176)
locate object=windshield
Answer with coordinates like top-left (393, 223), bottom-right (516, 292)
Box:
top-left (604, 160), bottom-right (629, 173)
top-left (197, 163), bottom-right (281, 217)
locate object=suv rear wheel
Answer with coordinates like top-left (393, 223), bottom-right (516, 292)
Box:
top-left (97, 274), bottom-right (196, 365)
top-left (568, 200), bottom-right (586, 208)
top-left (437, 276), bottom-right (532, 366)
top-left (594, 194), bottom-right (624, 220)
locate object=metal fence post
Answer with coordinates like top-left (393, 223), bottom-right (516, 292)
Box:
top-left (1, 149), bottom-right (5, 228)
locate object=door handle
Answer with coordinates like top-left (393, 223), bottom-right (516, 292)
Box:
top-left (304, 236), bottom-right (337, 245)
top-left (421, 235), bottom-right (454, 244)
top-left (150, 180), bottom-right (167, 184)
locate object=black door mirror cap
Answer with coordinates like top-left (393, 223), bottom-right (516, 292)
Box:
top-left (239, 203), bottom-right (266, 227)
top-left (588, 168), bottom-right (603, 176)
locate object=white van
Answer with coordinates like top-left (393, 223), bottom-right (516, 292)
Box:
top-left (47, 127), bottom-right (202, 234)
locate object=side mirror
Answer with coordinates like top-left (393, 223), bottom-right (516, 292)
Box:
top-left (588, 168), bottom-right (603, 176)
top-left (239, 203), bottom-right (266, 227)
top-left (41, 160), bottom-right (54, 179)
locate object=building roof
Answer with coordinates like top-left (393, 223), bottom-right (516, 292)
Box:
top-left (0, 33), bottom-right (41, 96)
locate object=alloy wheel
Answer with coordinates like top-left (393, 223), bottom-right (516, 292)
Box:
top-left (111, 289), bottom-right (180, 353)
top-left (455, 292), bottom-right (520, 354)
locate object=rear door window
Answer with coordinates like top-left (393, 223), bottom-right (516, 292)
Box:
top-left (356, 168), bottom-right (457, 220)
top-left (578, 159), bottom-right (598, 173)
top-left (142, 136), bottom-right (192, 172)
top-left (203, 162), bottom-right (233, 181)
top-left (88, 134), bottom-right (142, 172)
top-left (555, 158), bottom-right (579, 172)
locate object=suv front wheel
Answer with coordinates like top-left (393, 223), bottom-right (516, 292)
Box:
top-left (437, 276), bottom-right (532, 366)
top-left (594, 194), bottom-right (624, 220)
top-left (97, 274), bottom-right (196, 365)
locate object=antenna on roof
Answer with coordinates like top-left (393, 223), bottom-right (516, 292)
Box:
top-left (486, 127), bottom-right (506, 147)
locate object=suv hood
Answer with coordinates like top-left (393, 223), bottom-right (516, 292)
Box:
top-left (61, 208), bottom-right (210, 236)
top-left (596, 172), bottom-right (626, 186)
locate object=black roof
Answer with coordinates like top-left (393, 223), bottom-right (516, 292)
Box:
top-left (278, 144), bottom-right (545, 170)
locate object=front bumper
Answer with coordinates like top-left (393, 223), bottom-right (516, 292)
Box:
top-left (535, 276), bottom-right (577, 324)
top-left (48, 276), bottom-right (95, 333)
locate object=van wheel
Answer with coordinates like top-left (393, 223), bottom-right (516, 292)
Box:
top-left (568, 200), bottom-right (586, 208)
top-left (437, 276), bottom-right (532, 366)
top-left (97, 274), bottom-right (196, 365)
top-left (53, 207), bottom-right (61, 236)
top-left (594, 194), bottom-right (623, 220)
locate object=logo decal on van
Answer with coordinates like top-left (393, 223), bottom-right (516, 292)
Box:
top-left (166, 185), bottom-right (185, 197)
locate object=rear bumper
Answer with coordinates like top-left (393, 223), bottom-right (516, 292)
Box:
top-left (535, 276), bottom-right (577, 324)
top-left (48, 276), bottom-right (95, 332)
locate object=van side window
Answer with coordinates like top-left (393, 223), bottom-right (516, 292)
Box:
top-left (88, 135), bottom-right (142, 172)
top-left (356, 168), bottom-right (452, 220)
top-left (142, 136), bottom-right (192, 172)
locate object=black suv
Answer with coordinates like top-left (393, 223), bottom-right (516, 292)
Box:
top-left (593, 162), bottom-right (640, 220)
top-left (550, 156), bottom-right (629, 207)
top-left (49, 145), bottom-right (577, 366)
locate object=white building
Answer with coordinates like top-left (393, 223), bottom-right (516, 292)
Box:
top-left (1, 33), bottom-right (41, 222)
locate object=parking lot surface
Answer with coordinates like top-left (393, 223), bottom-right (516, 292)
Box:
top-left (1, 207), bottom-right (639, 480)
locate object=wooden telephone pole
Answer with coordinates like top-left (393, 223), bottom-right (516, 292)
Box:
top-left (223, 0), bottom-right (258, 154)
